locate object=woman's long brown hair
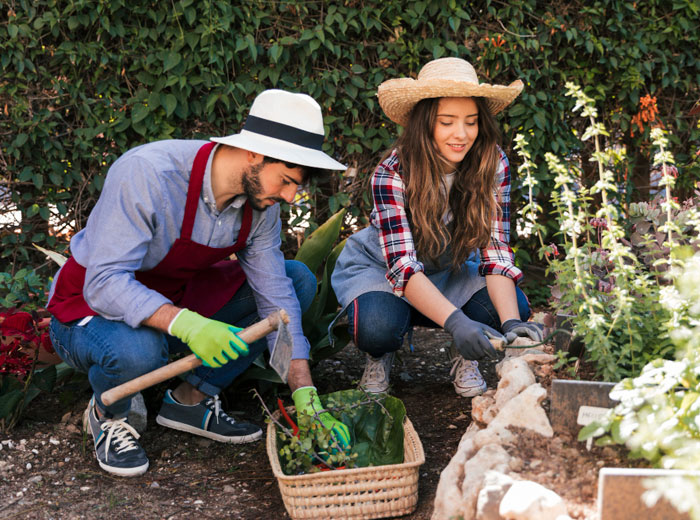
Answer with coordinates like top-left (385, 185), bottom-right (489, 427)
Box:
top-left (387, 96), bottom-right (501, 268)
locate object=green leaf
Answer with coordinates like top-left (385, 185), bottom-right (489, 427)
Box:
top-left (295, 209), bottom-right (346, 275)
top-left (131, 104), bottom-right (150, 124)
top-left (162, 93), bottom-right (177, 117)
top-left (32, 365), bottom-right (57, 393)
top-left (0, 389), bottom-right (23, 419)
top-left (163, 51), bottom-right (181, 72)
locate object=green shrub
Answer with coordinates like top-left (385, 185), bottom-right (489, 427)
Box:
top-left (2, 1), bottom-right (699, 274)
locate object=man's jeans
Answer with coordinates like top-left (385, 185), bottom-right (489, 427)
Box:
top-left (49, 260), bottom-right (315, 418)
top-left (346, 286), bottom-right (531, 358)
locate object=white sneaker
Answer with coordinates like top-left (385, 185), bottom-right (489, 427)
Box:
top-left (450, 357), bottom-right (487, 397)
top-left (359, 352), bottom-right (394, 393)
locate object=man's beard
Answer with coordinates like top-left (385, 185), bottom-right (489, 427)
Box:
top-left (241, 163), bottom-right (283, 211)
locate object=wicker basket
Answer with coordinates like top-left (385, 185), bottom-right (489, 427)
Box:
top-left (267, 412), bottom-right (425, 520)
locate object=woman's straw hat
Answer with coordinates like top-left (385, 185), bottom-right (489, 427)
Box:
top-left (377, 57), bottom-right (524, 126)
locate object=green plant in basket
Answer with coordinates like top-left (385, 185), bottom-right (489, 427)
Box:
top-left (265, 389), bottom-right (406, 476)
top-left (515, 85), bottom-right (697, 381)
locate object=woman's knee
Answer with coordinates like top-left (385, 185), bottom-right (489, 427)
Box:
top-left (285, 260), bottom-right (316, 313)
top-left (347, 292), bottom-right (411, 357)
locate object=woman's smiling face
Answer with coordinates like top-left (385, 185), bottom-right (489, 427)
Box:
top-left (432, 97), bottom-right (479, 168)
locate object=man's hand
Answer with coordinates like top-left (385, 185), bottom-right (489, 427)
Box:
top-left (292, 386), bottom-right (351, 451)
top-left (501, 319), bottom-right (544, 344)
top-left (444, 309), bottom-right (505, 360)
top-left (169, 309), bottom-right (248, 368)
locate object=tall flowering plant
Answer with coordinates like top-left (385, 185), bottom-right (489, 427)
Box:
top-left (516, 83), bottom-right (699, 381)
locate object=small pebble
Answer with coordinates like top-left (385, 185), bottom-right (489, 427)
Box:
top-left (28, 475), bottom-right (43, 484)
top-left (49, 438), bottom-right (60, 446)
top-left (150, 481), bottom-right (160, 488)
top-left (223, 485), bottom-right (235, 493)
top-left (26, 463), bottom-right (32, 470)
top-left (194, 500), bottom-right (203, 505)
top-left (80, 486), bottom-right (90, 491)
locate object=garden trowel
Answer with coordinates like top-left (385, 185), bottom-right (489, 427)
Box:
top-left (268, 310), bottom-right (294, 384)
top-left (101, 309), bottom-right (293, 406)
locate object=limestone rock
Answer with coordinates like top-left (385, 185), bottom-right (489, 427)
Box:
top-left (489, 384), bottom-right (553, 438)
top-left (460, 444), bottom-right (512, 519)
top-left (494, 358), bottom-right (536, 408)
top-left (499, 480), bottom-right (568, 520)
top-left (472, 393), bottom-right (498, 425)
top-left (476, 470), bottom-right (515, 520)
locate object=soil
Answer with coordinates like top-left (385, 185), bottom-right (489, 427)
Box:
top-left (0, 326), bottom-right (633, 520)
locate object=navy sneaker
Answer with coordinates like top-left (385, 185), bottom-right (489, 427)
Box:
top-left (155, 390), bottom-right (262, 443)
top-left (83, 397), bottom-right (149, 477)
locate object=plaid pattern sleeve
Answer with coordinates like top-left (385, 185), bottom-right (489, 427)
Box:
top-left (370, 150), bottom-right (425, 296)
top-left (478, 147), bottom-right (523, 283)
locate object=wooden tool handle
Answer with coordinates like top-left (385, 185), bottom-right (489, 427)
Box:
top-left (101, 309), bottom-right (289, 406)
top-left (490, 337), bottom-right (506, 351)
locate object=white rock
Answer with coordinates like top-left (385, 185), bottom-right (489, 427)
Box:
top-left (499, 480), bottom-right (568, 520)
top-left (473, 425), bottom-right (515, 449)
top-left (49, 438), bottom-right (60, 445)
top-left (26, 463), bottom-right (32, 470)
top-left (517, 352), bottom-right (557, 365)
top-left (460, 444), bottom-right (512, 518)
top-left (194, 500), bottom-right (203, 505)
top-left (472, 394), bottom-right (498, 425)
top-left (476, 471), bottom-right (515, 520)
top-left (495, 358), bottom-right (536, 408)
top-left (150, 481), bottom-right (160, 488)
top-left (489, 384), bottom-right (553, 438)
top-left (28, 475), bottom-right (43, 484)
top-left (432, 443), bottom-right (511, 520)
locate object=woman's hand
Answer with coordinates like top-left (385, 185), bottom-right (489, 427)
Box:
top-left (443, 309), bottom-right (505, 360)
top-left (501, 319), bottom-right (543, 343)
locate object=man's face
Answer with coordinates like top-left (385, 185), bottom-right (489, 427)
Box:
top-left (242, 161), bottom-right (305, 211)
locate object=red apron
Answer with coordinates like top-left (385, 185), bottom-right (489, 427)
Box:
top-left (48, 142), bottom-right (252, 322)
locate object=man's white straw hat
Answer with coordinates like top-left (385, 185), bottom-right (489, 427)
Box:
top-left (378, 57), bottom-right (524, 127)
top-left (211, 89), bottom-right (346, 171)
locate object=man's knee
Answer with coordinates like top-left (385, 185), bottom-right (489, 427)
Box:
top-left (95, 325), bottom-right (169, 381)
top-left (285, 260), bottom-right (316, 313)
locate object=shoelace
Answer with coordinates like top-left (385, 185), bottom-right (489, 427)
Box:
top-left (100, 418), bottom-right (140, 462)
top-left (449, 357), bottom-right (482, 383)
top-left (205, 395), bottom-right (236, 425)
top-left (362, 355), bottom-right (391, 382)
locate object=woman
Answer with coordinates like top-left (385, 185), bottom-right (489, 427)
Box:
top-left (331, 57), bottom-right (542, 397)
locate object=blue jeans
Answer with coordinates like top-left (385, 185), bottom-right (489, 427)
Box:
top-left (49, 260), bottom-right (315, 418)
top-left (346, 286), bottom-right (531, 358)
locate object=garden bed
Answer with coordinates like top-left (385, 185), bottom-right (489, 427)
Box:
top-left (0, 324), bottom-right (649, 519)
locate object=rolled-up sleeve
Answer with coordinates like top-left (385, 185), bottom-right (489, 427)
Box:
top-left (478, 148), bottom-right (523, 283)
top-left (372, 153), bottom-right (424, 296)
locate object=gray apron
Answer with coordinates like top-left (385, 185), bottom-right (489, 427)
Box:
top-left (331, 224), bottom-right (486, 315)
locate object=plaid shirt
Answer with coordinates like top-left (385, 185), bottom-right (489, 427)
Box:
top-left (370, 148), bottom-right (522, 296)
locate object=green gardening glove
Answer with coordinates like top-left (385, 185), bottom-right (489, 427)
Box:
top-left (292, 386), bottom-right (351, 451)
top-left (169, 309), bottom-right (249, 368)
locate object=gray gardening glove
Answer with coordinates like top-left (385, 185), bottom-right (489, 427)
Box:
top-left (501, 319), bottom-right (544, 344)
top-left (443, 310), bottom-right (504, 360)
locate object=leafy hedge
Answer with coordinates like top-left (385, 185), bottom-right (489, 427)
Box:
top-left (2, 0), bottom-right (699, 294)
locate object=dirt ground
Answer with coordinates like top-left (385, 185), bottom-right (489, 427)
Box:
top-left (0, 326), bottom-right (632, 520)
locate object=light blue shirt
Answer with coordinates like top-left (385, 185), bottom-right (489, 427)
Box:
top-left (54, 139), bottom-right (311, 358)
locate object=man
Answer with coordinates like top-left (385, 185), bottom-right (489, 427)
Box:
top-left (47, 89), bottom-right (350, 477)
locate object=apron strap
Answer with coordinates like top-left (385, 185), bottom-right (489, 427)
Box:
top-left (181, 142), bottom-right (216, 240)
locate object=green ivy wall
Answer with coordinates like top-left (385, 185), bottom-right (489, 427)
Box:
top-left (2, 0), bottom-right (699, 280)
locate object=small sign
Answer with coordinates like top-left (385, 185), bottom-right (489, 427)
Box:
top-left (577, 405), bottom-right (610, 426)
